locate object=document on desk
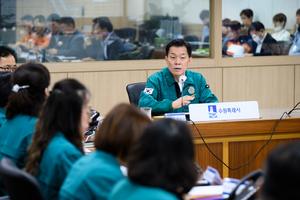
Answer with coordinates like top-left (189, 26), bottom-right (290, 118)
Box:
top-left (188, 185), bottom-right (223, 196)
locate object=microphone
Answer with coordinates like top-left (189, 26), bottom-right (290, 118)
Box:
top-left (179, 75), bottom-right (187, 113)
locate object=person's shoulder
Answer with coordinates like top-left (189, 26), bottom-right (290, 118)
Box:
top-left (148, 68), bottom-right (165, 80)
top-left (49, 133), bottom-right (81, 155)
top-left (187, 69), bottom-right (203, 78)
top-left (266, 33), bottom-right (277, 43)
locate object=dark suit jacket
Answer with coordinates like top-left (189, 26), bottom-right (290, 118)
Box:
top-left (47, 30), bottom-right (64, 49)
top-left (249, 33), bottom-right (279, 56)
top-left (106, 33), bottom-right (125, 60)
top-left (55, 29), bottom-right (85, 59)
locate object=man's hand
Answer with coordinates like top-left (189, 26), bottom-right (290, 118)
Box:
top-left (82, 57), bottom-right (95, 61)
top-left (243, 53), bottom-right (253, 57)
top-left (172, 95), bottom-right (195, 109)
top-left (48, 48), bottom-right (58, 55)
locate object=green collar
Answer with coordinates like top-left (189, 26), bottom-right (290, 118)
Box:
top-left (162, 67), bottom-right (195, 87)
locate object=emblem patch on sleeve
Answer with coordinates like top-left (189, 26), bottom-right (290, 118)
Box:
top-left (144, 88), bottom-right (154, 95)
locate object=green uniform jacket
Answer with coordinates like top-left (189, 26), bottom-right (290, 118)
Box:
top-left (0, 108), bottom-right (6, 129)
top-left (0, 114), bottom-right (37, 168)
top-left (59, 150), bottom-right (124, 200)
top-left (0, 114), bottom-right (37, 195)
top-left (108, 179), bottom-right (179, 200)
top-left (36, 131), bottom-right (82, 200)
top-left (138, 67), bottom-right (218, 115)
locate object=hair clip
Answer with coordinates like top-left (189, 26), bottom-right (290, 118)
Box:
top-left (12, 84), bottom-right (30, 93)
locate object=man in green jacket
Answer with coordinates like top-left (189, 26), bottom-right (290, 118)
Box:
top-left (138, 39), bottom-right (218, 115)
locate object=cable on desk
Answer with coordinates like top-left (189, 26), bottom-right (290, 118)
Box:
top-left (287, 102), bottom-right (300, 115)
top-left (190, 110), bottom-right (288, 170)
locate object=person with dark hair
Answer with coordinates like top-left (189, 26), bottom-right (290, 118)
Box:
top-left (59, 103), bottom-right (151, 200)
top-left (29, 15), bottom-right (52, 49)
top-left (82, 16), bottom-right (124, 61)
top-left (9, 15), bottom-right (35, 50)
top-left (222, 18), bottom-right (232, 54)
top-left (48, 16), bottom-right (85, 59)
top-left (240, 9), bottom-right (254, 42)
top-left (289, 9), bottom-right (300, 55)
top-left (246, 21), bottom-right (279, 56)
top-left (199, 10), bottom-right (210, 43)
top-left (0, 46), bottom-right (17, 72)
top-left (226, 21), bottom-right (250, 55)
top-left (290, 9), bottom-right (300, 41)
top-left (260, 142), bottom-right (300, 200)
top-left (47, 14), bottom-right (64, 49)
top-left (24, 79), bottom-right (90, 200)
top-left (271, 13), bottom-right (290, 41)
top-left (108, 118), bottom-right (198, 200)
top-left (0, 72), bottom-right (12, 128)
top-left (0, 62), bottom-right (50, 194)
top-left (138, 39), bottom-right (218, 115)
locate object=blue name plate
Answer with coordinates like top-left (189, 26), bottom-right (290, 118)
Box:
top-left (164, 113), bottom-right (186, 121)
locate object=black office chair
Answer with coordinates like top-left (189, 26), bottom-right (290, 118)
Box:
top-left (126, 82), bottom-right (147, 105)
top-left (184, 34), bottom-right (200, 50)
top-left (277, 40), bottom-right (292, 55)
top-left (139, 45), bottom-right (155, 59)
top-left (0, 158), bottom-right (46, 200)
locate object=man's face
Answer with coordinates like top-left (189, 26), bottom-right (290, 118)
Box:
top-left (60, 23), bottom-right (74, 36)
top-left (0, 55), bottom-right (16, 72)
top-left (241, 14), bottom-right (252, 27)
top-left (296, 14), bottom-right (300, 24)
top-left (250, 29), bottom-right (264, 39)
top-left (34, 20), bottom-right (46, 34)
top-left (48, 21), bottom-right (60, 34)
top-left (165, 46), bottom-right (192, 80)
top-left (94, 23), bottom-right (109, 40)
top-left (21, 20), bottom-right (33, 31)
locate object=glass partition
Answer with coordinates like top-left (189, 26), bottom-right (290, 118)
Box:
top-left (0, 0), bottom-right (210, 63)
top-left (222, 0), bottom-right (300, 57)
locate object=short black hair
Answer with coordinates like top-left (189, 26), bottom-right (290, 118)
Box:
top-left (240, 9), bottom-right (253, 18)
top-left (34, 15), bottom-right (46, 24)
top-left (222, 18), bottom-right (231, 27)
top-left (199, 10), bottom-right (209, 20)
top-left (249, 21), bottom-right (265, 32)
top-left (59, 17), bottom-right (75, 28)
top-left (0, 72), bottom-right (12, 108)
top-left (296, 9), bottom-right (300, 16)
top-left (93, 17), bottom-right (113, 32)
top-left (21, 15), bottom-right (34, 22)
top-left (165, 39), bottom-right (192, 57)
top-left (229, 21), bottom-right (241, 32)
top-left (0, 46), bottom-right (17, 63)
top-left (273, 13), bottom-right (287, 27)
top-left (47, 13), bottom-right (60, 23)
top-left (261, 142), bottom-right (300, 200)
top-left (127, 119), bottom-right (198, 197)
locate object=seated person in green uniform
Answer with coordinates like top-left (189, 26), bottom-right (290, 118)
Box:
top-left (59, 103), bottom-right (151, 200)
top-left (24, 79), bottom-right (91, 200)
top-left (108, 118), bottom-right (198, 200)
top-left (260, 142), bottom-right (300, 200)
top-left (0, 63), bottom-right (50, 195)
top-left (0, 72), bottom-right (12, 128)
top-left (138, 39), bottom-right (218, 115)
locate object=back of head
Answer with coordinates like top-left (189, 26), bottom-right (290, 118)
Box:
top-left (47, 13), bottom-right (60, 23)
top-left (199, 10), bottom-right (209, 20)
top-left (34, 15), bottom-right (46, 23)
top-left (261, 142), bottom-right (300, 200)
top-left (25, 79), bottom-right (88, 175)
top-left (60, 16), bottom-right (75, 28)
top-left (166, 39), bottom-right (192, 57)
top-left (6, 62), bottom-right (50, 119)
top-left (240, 9), bottom-right (253, 18)
top-left (229, 21), bottom-right (241, 32)
top-left (222, 18), bottom-right (231, 27)
top-left (127, 118), bottom-right (197, 196)
top-left (94, 16), bottom-right (113, 32)
top-left (297, 9), bottom-right (300, 16)
top-left (0, 72), bottom-right (12, 108)
top-left (250, 21), bottom-right (265, 32)
top-left (0, 45), bottom-right (17, 63)
top-left (94, 103), bottom-right (151, 161)
top-left (273, 13), bottom-right (287, 27)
